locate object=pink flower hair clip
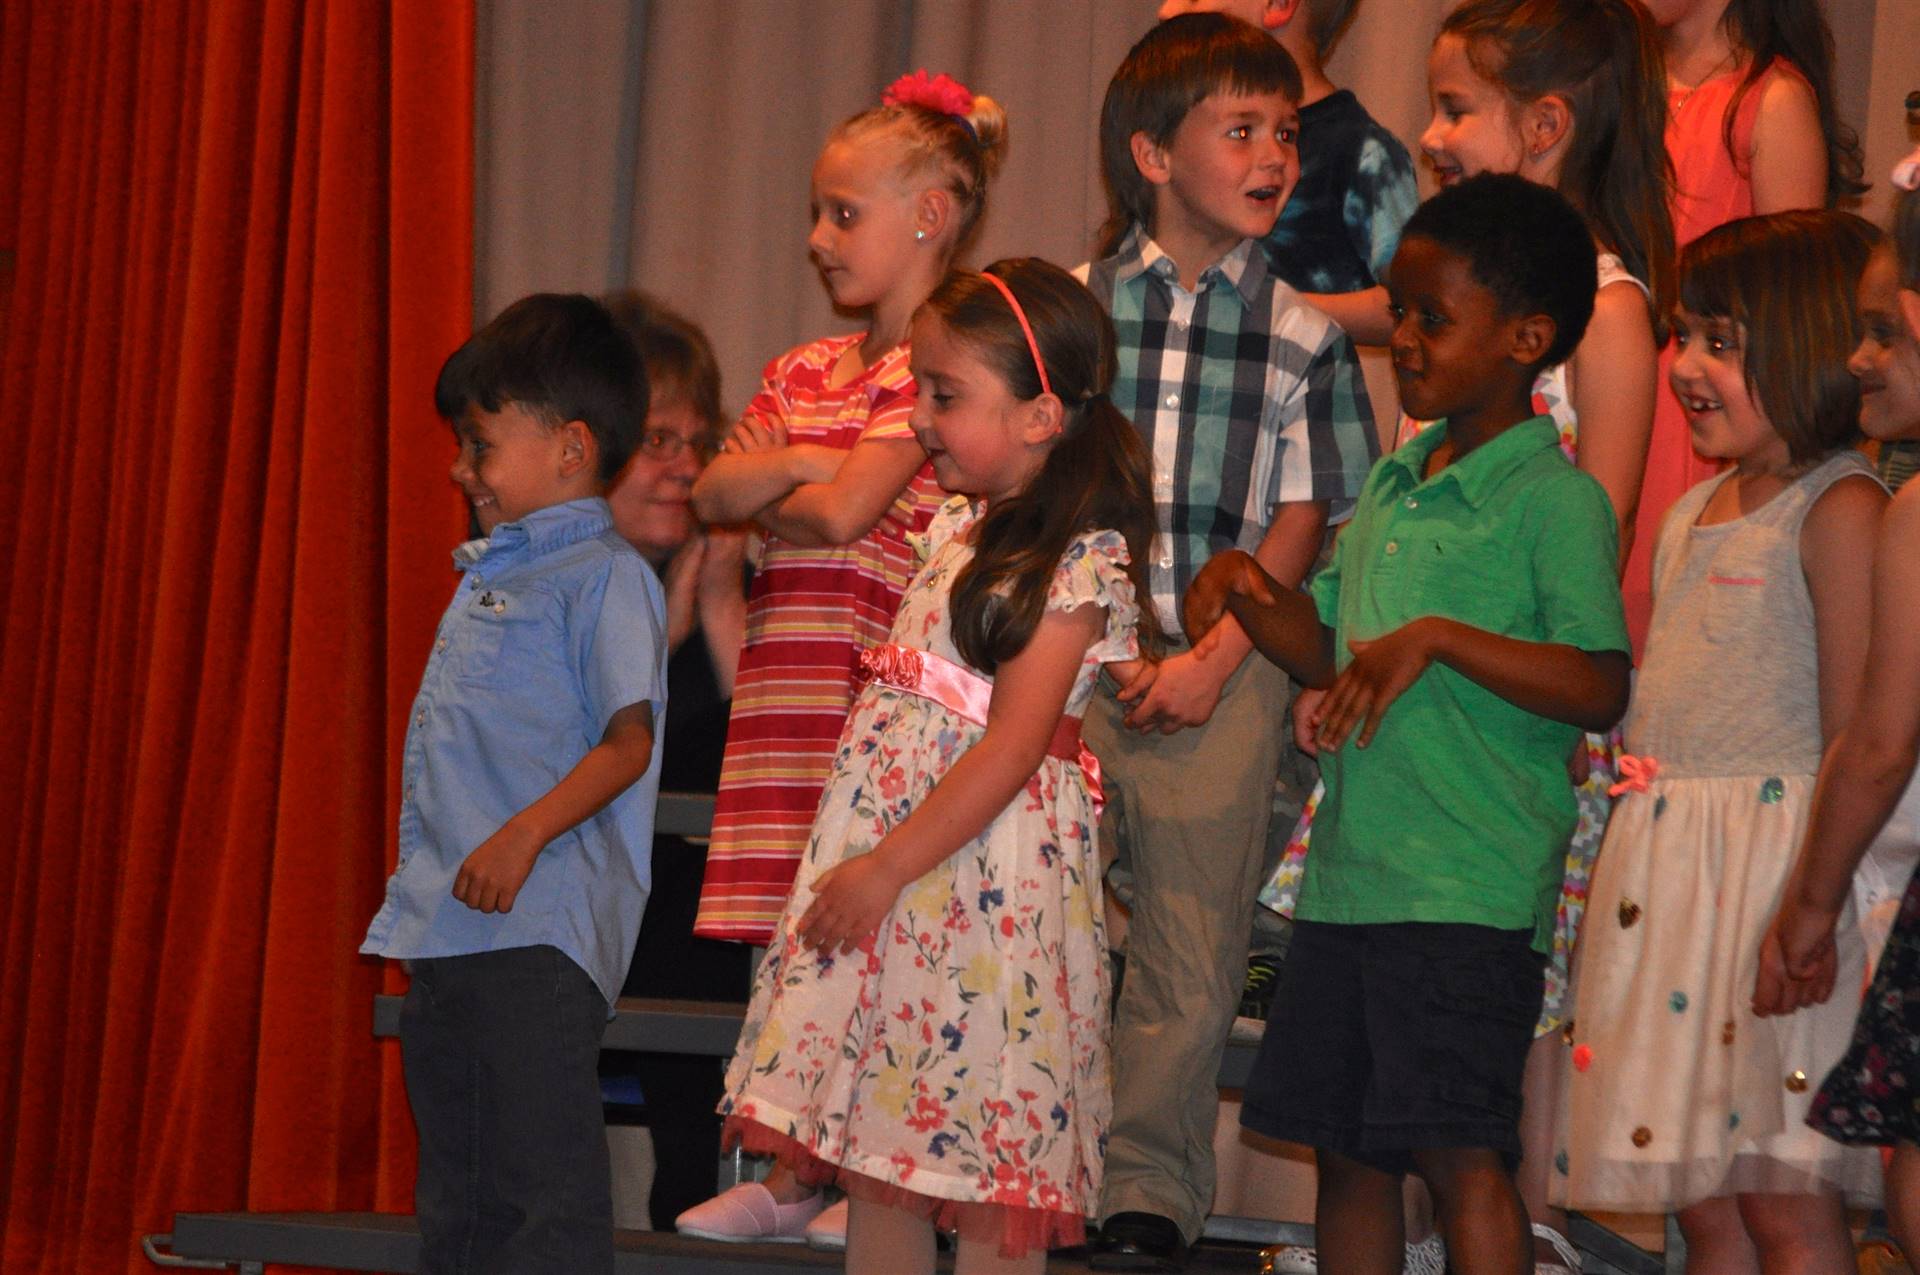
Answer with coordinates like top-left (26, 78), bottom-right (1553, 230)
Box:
top-left (884, 69), bottom-right (975, 120)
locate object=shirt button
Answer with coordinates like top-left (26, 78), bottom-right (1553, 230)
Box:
top-left (1385, 540), bottom-right (1400, 555)
top-left (1405, 496), bottom-right (1419, 509)
top-left (415, 711), bottom-right (426, 726)
top-left (491, 602), bottom-right (505, 614)
top-left (1174, 318), bottom-right (1189, 332)
top-left (1157, 551), bottom-right (1173, 568)
top-left (435, 638), bottom-right (448, 652)
top-left (1163, 392), bottom-right (1179, 409)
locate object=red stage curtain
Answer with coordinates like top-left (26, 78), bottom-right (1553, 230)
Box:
top-left (0, 3), bottom-right (472, 1270)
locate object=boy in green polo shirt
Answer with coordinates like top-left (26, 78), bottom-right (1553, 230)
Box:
top-left (1182, 173), bottom-right (1630, 1275)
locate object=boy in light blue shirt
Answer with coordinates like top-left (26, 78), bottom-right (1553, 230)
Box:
top-left (361, 292), bottom-right (666, 1275)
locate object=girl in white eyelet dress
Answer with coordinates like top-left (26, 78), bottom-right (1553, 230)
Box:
top-left (717, 259), bottom-right (1161, 1274)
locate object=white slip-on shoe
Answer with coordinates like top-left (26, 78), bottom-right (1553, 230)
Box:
top-left (674, 1182), bottom-right (825, 1243)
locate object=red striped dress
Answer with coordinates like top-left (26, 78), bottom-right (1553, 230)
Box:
top-left (694, 333), bottom-right (942, 944)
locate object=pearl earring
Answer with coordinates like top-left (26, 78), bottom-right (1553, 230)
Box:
top-left (914, 229), bottom-right (926, 241)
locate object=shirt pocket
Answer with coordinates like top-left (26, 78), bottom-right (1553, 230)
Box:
top-left (1406, 521), bottom-right (1526, 635)
top-left (450, 583), bottom-right (562, 687)
top-left (1700, 538), bottom-right (1773, 645)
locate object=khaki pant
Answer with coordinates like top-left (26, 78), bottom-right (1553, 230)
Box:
top-left (1088, 652), bottom-right (1292, 1242)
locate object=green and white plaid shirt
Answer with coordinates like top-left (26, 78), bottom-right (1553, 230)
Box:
top-left (1079, 228), bottom-right (1378, 640)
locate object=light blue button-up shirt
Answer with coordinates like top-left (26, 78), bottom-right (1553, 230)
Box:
top-left (361, 497), bottom-right (667, 1005)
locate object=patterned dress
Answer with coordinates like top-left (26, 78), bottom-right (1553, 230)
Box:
top-left (1261, 255), bottom-right (1645, 1036)
top-left (1556, 452), bottom-right (1884, 1211)
top-left (695, 334), bottom-right (943, 943)
top-left (1808, 770), bottom-right (1920, 1145)
top-left (719, 498), bottom-right (1140, 1256)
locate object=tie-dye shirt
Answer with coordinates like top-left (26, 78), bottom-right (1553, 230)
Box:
top-left (1262, 90), bottom-right (1418, 296)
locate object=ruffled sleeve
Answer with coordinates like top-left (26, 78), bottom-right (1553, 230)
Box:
top-left (907, 495), bottom-right (977, 567)
top-left (1046, 528), bottom-right (1140, 664)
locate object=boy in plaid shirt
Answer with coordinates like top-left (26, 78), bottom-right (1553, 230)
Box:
top-left (1077, 14), bottom-right (1377, 1269)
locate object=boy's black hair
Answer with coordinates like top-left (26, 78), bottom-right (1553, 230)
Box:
top-left (1096, 13), bottom-right (1303, 257)
top-left (1397, 173), bottom-right (1597, 371)
top-left (434, 293), bottom-right (646, 482)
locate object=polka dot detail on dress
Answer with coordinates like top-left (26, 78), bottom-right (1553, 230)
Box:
top-left (1670, 991), bottom-right (1689, 1013)
top-left (1760, 777), bottom-right (1785, 804)
top-left (1619, 900), bottom-right (1642, 927)
top-left (1632, 1127), bottom-right (1652, 1147)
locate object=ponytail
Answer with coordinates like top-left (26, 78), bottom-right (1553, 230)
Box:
top-left (951, 395), bottom-right (1163, 673)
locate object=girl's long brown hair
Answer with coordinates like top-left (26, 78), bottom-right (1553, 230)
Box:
top-left (1444, 0), bottom-right (1677, 325)
top-left (924, 259), bottom-right (1163, 674)
top-left (1718, 0), bottom-right (1866, 204)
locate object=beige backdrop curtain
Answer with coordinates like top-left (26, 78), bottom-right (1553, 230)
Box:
top-left (475, 0), bottom-right (1911, 414)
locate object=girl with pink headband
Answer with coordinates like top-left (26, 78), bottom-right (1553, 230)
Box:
top-left (716, 258), bottom-right (1161, 1274)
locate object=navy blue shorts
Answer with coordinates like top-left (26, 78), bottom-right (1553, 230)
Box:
top-left (1240, 920), bottom-right (1544, 1175)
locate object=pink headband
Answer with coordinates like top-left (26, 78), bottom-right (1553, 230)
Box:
top-left (978, 271), bottom-right (1051, 397)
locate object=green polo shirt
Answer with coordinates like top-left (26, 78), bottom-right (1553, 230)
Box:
top-left (1302, 415), bottom-right (1628, 950)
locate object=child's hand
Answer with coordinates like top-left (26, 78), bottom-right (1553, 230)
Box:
top-left (1291, 687), bottom-right (1327, 756)
top-left (452, 820), bottom-right (545, 913)
top-left (1752, 895), bottom-right (1840, 1016)
top-left (1121, 648), bottom-right (1229, 734)
top-left (1104, 657), bottom-right (1154, 691)
top-left (726, 415), bottom-right (789, 454)
top-left (1182, 549), bottom-right (1275, 644)
top-left (1316, 620), bottom-right (1438, 751)
top-left (1566, 737), bottom-right (1592, 787)
top-left (798, 852), bottom-right (904, 955)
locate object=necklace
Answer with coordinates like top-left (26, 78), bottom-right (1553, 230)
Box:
top-left (1670, 45), bottom-right (1739, 111)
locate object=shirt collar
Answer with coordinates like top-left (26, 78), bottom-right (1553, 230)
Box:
top-left (1382, 415), bottom-right (1562, 509)
top-left (1110, 224), bottom-right (1266, 308)
top-left (451, 497), bottom-right (614, 571)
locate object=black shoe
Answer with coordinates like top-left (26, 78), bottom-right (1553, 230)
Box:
top-left (1237, 952), bottom-right (1284, 1023)
top-left (1089, 1211), bottom-right (1189, 1272)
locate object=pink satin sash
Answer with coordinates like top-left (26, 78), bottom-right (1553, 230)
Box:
top-left (855, 642), bottom-right (1104, 816)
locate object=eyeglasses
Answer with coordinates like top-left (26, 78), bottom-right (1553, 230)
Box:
top-left (637, 428), bottom-right (716, 462)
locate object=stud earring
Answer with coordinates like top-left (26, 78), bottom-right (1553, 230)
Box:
top-left (914, 229), bottom-right (926, 241)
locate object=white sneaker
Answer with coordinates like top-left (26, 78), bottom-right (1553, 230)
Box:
top-left (673, 1182), bottom-right (825, 1243)
top-left (1259, 1233), bottom-right (1447, 1275)
top-left (1406, 1232), bottom-right (1447, 1275)
top-left (1531, 1221), bottom-right (1581, 1275)
top-left (803, 1196), bottom-right (849, 1251)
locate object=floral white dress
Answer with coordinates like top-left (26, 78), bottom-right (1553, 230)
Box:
top-left (719, 496), bottom-right (1140, 1255)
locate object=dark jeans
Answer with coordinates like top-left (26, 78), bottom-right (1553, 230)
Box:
top-left (401, 945), bottom-right (612, 1275)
